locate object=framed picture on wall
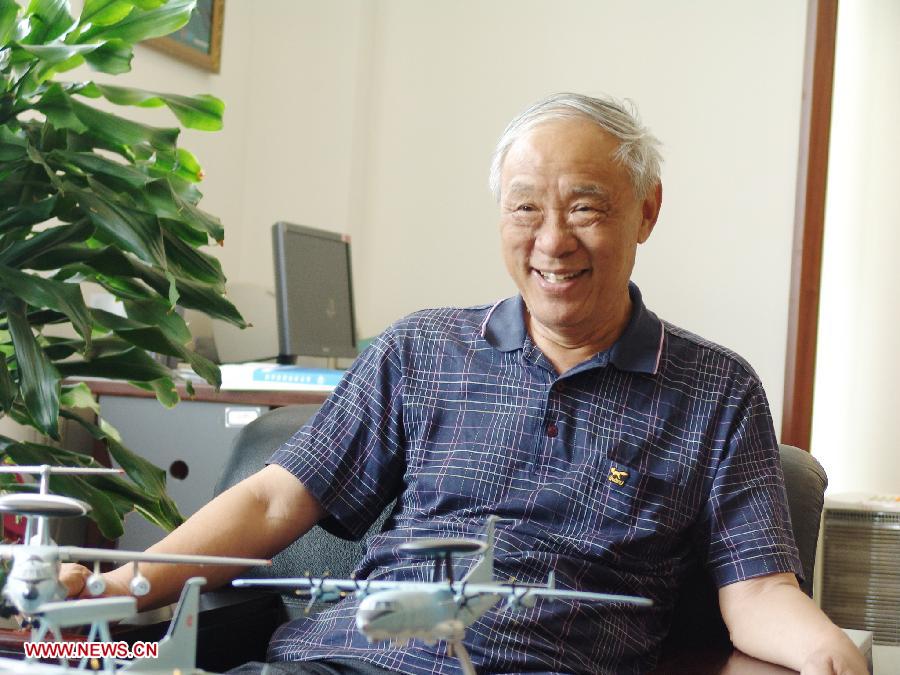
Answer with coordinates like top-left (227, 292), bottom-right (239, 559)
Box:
top-left (145, 0), bottom-right (225, 73)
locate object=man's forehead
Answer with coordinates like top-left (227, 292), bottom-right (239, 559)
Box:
top-left (504, 178), bottom-right (614, 198)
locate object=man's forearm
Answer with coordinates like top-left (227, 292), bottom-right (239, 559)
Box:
top-left (719, 573), bottom-right (867, 674)
top-left (102, 464), bottom-right (323, 610)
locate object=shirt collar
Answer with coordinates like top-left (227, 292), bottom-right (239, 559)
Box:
top-left (481, 282), bottom-right (664, 375)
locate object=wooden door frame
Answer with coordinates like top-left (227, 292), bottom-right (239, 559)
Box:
top-left (781, 0), bottom-right (839, 450)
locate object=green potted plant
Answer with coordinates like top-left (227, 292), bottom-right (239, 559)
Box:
top-left (0, 0), bottom-right (244, 540)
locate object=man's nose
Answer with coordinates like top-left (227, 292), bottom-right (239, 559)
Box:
top-left (534, 212), bottom-right (577, 256)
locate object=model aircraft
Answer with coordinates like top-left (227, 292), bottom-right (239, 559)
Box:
top-left (233, 516), bottom-right (652, 675)
top-left (0, 465), bottom-right (270, 618)
top-left (0, 576), bottom-right (209, 674)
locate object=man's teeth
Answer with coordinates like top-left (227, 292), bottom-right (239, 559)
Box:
top-left (539, 271), bottom-right (581, 283)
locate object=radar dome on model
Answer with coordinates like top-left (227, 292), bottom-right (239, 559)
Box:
top-left (398, 539), bottom-right (487, 556)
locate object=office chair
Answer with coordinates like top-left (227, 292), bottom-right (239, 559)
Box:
top-left (202, 406), bottom-right (828, 667)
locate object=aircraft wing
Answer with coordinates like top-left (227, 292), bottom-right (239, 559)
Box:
top-left (232, 577), bottom-right (422, 593)
top-left (232, 577), bottom-right (651, 607)
top-left (456, 583), bottom-right (653, 607)
top-left (56, 546), bottom-right (271, 568)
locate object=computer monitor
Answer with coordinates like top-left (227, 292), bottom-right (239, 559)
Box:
top-left (272, 222), bottom-right (358, 364)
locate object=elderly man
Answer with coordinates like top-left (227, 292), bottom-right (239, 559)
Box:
top-left (65, 93), bottom-right (866, 675)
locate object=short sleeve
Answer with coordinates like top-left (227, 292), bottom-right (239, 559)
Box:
top-left (268, 329), bottom-right (406, 540)
top-left (699, 383), bottom-right (803, 587)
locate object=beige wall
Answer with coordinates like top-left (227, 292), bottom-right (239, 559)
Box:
top-left (80, 1), bottom-right (807, 430)
top-left (811, 0), bottom-right (900, 495)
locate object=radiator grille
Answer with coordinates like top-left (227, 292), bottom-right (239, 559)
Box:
top-left (821, 508), bottom-right (900, 645)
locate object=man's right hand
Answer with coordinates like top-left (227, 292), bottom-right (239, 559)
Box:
top-left (60, 563), bottom-right (131, 599)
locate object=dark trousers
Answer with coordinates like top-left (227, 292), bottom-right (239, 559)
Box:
top-left (227, 658), bottom-right (400, 675)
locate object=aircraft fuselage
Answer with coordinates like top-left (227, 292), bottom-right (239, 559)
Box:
top-left (356, 587), bottom-right (497, 643)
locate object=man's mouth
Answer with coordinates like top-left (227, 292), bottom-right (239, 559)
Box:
top-left (534, 269), bottom-right (587, 283)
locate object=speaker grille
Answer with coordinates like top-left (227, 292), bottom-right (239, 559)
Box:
top-left (821, 508), bottom-right (900, 645)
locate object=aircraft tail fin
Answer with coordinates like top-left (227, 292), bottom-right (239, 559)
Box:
top-left (462, 515), bottom-right (498, 583)
top-left (123, 576), bottom-right (204, 672)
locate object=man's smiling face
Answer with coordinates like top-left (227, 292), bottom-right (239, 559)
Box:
top-left (498, 117), bottom-right (659, 348)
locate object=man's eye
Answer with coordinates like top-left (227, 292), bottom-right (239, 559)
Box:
top-left (516, 205), bottom-right (535, 212)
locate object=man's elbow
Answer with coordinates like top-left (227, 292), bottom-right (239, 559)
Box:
top-left (239, 464), bottom-right (324, 551)
top-left (719, 573), bottom-right (800, 644)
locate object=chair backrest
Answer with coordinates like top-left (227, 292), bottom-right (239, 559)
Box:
top-left (660, 443), bottom-right (828, 651)
top-left (215, 404), bottom-right (386, 616)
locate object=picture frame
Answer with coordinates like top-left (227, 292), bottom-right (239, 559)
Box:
top-left (145, 0), bottom-right (225, 73)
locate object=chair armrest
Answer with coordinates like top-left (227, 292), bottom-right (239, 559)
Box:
top-left (114, 588), bottom-right (287, 673)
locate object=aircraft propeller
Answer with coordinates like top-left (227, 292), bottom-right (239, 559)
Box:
top-left (301, 571), bottom-right (344, 612)
top-left (128, 562), bottom-right (151, 597)
top-left (351, 572), bottom-right (373, 599)
top-left (85, 561), bottom-right (106, 596)
top-left (502, 578), bottom-right (536, 611)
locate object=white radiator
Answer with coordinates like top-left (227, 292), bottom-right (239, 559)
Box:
top-left (820, 494), bottom-right (900, 645)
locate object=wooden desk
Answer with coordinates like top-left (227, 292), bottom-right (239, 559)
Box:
top-left (84, 379), bottom-right (330, 409)
top-left (653, 646), bottom-right (797, 674)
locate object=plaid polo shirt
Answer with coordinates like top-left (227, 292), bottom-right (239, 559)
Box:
top-left (268, 283), bottom-right (801, 674)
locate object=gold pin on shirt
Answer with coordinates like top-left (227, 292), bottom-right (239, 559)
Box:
top-left (608, 466), bottom-right (629, 486)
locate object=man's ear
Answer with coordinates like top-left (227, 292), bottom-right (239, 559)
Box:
top-left (638, 183), bottom-right (663, 244)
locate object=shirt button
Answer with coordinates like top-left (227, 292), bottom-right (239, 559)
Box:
top-left (546, 423), bottom-right (558, 438)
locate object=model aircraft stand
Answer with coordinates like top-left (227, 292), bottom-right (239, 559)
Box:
top-left (29, 596), bottom-right (137, 671)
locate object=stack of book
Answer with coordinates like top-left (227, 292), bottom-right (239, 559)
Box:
top-left (218, 363), bottom-right (345, 392)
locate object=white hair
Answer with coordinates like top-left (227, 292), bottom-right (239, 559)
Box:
top-left (488, 92), bottom-right (663, 201)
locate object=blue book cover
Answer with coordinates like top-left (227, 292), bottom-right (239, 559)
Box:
top-left (219, 363), bottom-right (345, 391)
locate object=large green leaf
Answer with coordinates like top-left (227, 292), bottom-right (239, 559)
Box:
top-left (17, 41), bottom-right (100, 65)
top-left (78, 82), bottom-right (224, 131)
top-left (0, 195), bottom-right (57, 234)
top-left (23, 0), bottom-right (75, 44)
top-left (0, 218), bottom-right (94, 268)
top-left (55, 345), bottom-right (171, 381)
top-left (123, 296), bottom-right (191, 344)
top-left (0, 1), bottom-right (20, 47)
top-left (159, 216), bottom-right (207, 248)
top-left (0, 128), bottom-right (27, 161)
top-left (104, 434), bottom-right (182, 529)
top-left (82, 39), bottom-right (132, 74)
top-left (89, 307), bottom-right (220, 387)
top-left (146, 178), bottom-right (223, 242)
top-left (91, 308), bottom-right (181, 355)
top-left (70, 96), bottom-right (179, 150)
top-left (34, 83), bottom-right (89, 133)
top-left (55, 335), bottom-right (133, 361)
top-left (36, 86), bottom-right (179, 151)
top-left (60, 382), bottom-right (100, 414)
top-left (135, 263), bottom-right (243, 325)
top-left (0, 354), bottom-right (15, 411)
top-left (0, 433), bottom-right (157, 537)
top-left (144, 148), bottom-right (204, 184)
top-left (0, 266), bottom-right (93, 345)
top-left (71, 183), bottom-right (166, 266)
top-left (4, 298), bottom-right (60, 438)
top-left (77, 0), bottom-right (194, 45)
top-left (52, 474), bottom-right (124, 538)
top-left (79, 0), bottom-right (135, 27)
top-left (148, 376), bottom-right (178, 407)
top-left (48, 149), bottom-right (152, 189)
top-left (46, 245), bottom-right (239, 325)
top-left (162, 228), bottom-right (224, 286)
